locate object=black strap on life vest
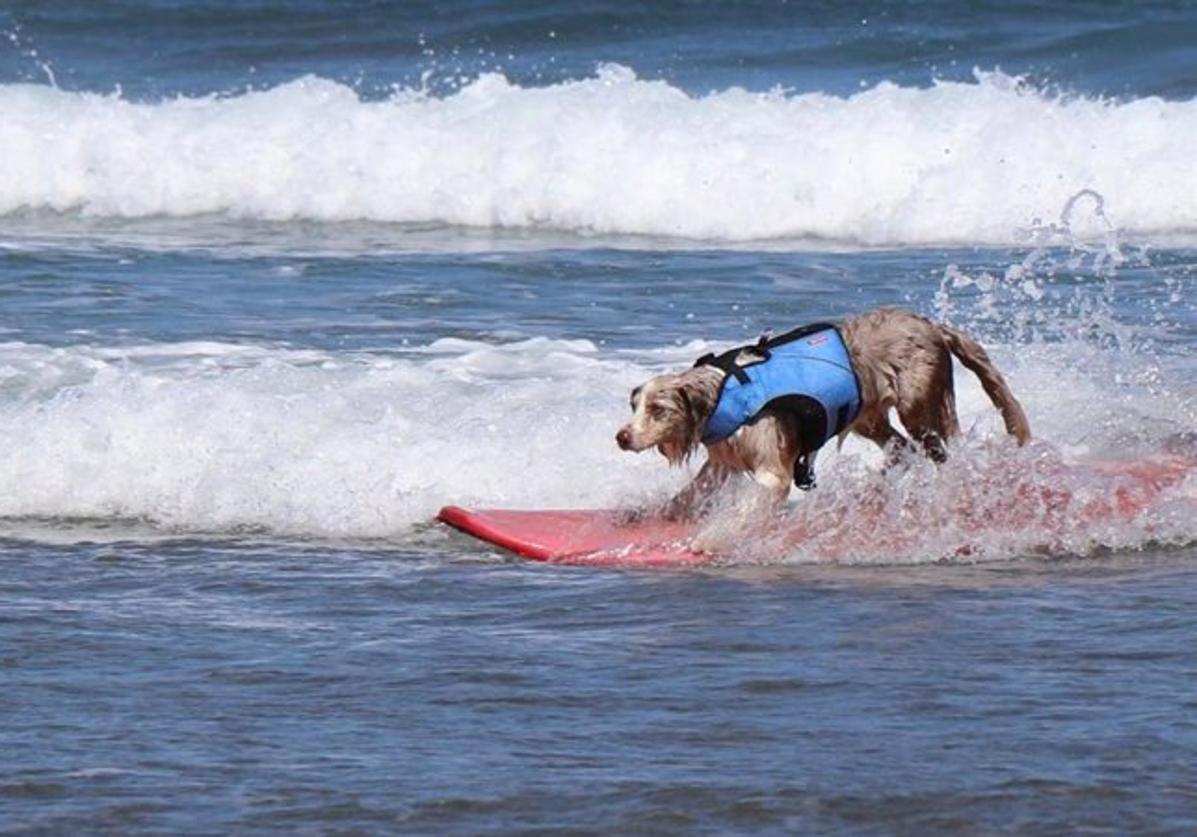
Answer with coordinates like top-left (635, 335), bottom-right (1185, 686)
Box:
top-left (794, 454), bottom-right (816, 490)
top-left (692, 348), bottom-right (752, 384)
top-left (760, 322), bottom-right (838, 351)
top-left (693, 322), bottom-right (843, 492)
top-left (693, 322), bottom-right (838, 384)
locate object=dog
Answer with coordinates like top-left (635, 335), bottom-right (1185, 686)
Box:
top-left (616, 308), bottom-right (1031, 519)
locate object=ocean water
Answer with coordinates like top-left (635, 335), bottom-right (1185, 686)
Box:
top-left (3, 1), bottom-right (1197, 832)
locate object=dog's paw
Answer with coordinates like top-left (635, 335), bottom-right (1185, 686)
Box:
top-left (658, 502), bottom-right (700, 523)
top-left (688, 532), bottom-right (725, 556)
top-left (615, 506), bottom-right (650, 525)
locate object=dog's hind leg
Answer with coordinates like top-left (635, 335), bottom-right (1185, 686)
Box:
top-left (898, 392), bottom-right (958, 463)
top-left (851, 410), bottom-right (910, 466)
top-left (894, 342), bottom-right (959, 463)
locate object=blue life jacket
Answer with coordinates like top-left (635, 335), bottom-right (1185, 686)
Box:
top-left (696, 324), bottom-right (862, 451)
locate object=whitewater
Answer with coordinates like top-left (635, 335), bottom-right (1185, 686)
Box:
top-left (2, 287), bottom-right (1194, 564)
top-left (2, 66), bottom-right (1196, 247)
top-left (8, 3), bottom-right (1197, 833)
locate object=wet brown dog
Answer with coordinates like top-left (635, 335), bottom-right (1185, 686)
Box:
top-left (616, 308), bottom-right (1031, 518)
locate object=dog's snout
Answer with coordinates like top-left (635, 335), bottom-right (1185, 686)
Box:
top-left (616, 427), bottom-right (632, 450)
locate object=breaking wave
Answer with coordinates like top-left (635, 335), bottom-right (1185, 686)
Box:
top-left (1, 66), bottom-right (1195, 246)
top-left (0, 328), bottom-right (1194, 563)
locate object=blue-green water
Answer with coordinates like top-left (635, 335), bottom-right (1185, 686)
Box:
top-left (2, 2), bottom-right (1197, 832)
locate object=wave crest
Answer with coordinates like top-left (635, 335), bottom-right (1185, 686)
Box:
top-left (1, 67), bottom-right (1195, 245)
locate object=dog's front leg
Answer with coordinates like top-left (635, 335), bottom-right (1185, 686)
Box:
top-left (661, 459), bottom-right (732, 520)
top-left (749, 465), bottom-right (793, 513)
top-left (687, 464), bottom-right (790, 556)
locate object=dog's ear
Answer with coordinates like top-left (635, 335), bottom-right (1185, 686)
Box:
top-left (629, 385), bottom-right (642, 412)
top-left (675, 387), bottom-right (698, 447)
top-left (680, 369), bottom-right (721, 421)
top-left (677, 385), bottom-right (693, 419)
top-left (676, 383), bottom-right (717, 452)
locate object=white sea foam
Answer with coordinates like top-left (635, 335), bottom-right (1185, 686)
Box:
top-left (1, 67), bottom-right (1195, 246)
top-left (0, 338), bottom-right (676, 538)
top-left (0, 334), bottom-right (1193, 562)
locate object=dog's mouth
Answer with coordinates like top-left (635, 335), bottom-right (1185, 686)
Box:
top-left (617, 427), bottom-right (656, 452)
top-left (656, 439), bottom-right (689, 465)
top-left (617, 428), bottom-right (690, 462)
top-left (616, 427), bottom-right (637, 451)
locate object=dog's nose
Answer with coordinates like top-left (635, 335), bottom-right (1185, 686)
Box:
top-left (616, 428), bottom-right (632, 450)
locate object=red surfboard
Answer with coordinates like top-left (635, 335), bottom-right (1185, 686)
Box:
top-left (438, 452), bottom-right (1197, 566)
top-left (437, 506), bottom-right (710, 566)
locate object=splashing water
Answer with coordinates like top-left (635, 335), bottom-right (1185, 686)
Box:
top-left (2, 23), bottom-right (58, 87)
top-left (675, 433), bottom-right (1197, 566)
top-left (668, 207), bottom-right (1197, 565)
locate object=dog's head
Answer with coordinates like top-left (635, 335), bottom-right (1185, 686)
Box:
top-left (615, 368), bottom-right (722, 465)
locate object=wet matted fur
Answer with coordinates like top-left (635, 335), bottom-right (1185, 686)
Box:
top-left (615, 308), bottom-right (1031, 518)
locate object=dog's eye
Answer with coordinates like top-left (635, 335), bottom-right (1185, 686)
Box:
top-left (648, 404), bottom-right (667, 419)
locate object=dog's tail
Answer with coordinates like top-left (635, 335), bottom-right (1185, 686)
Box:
top-left (939, 325), bottom-right (1032, 446)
